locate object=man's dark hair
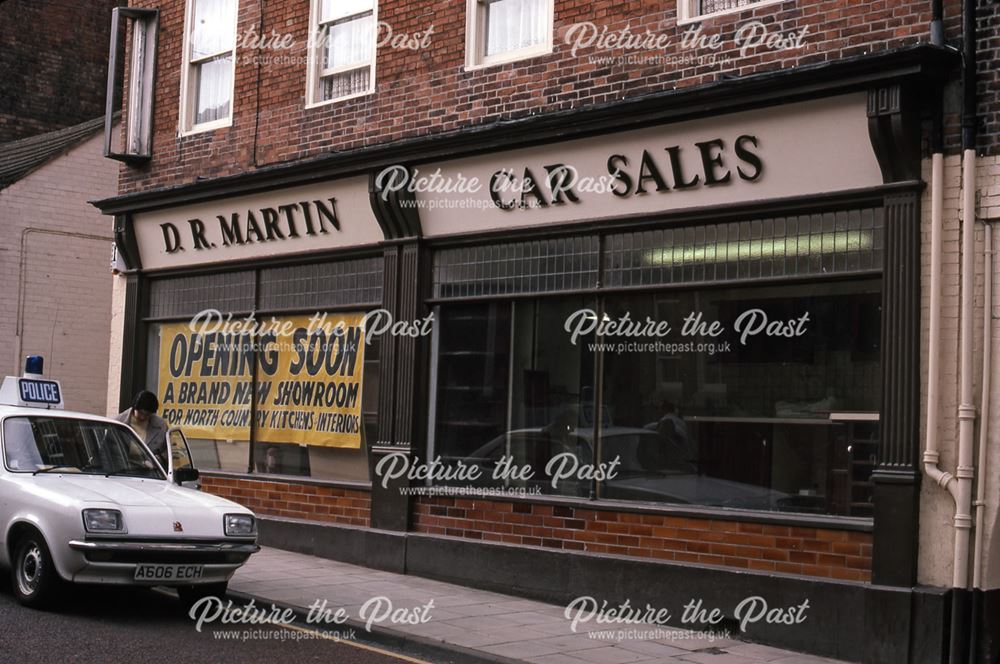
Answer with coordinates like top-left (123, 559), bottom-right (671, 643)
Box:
top-left (133, 390), bottom-right (159, 414)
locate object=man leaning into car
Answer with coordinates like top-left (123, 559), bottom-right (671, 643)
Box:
top-left (116, 390), bottom-right (169, 468)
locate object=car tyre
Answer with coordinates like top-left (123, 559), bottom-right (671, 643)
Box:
top-left (177, 582), bottom-right (228, 611)
top-left (11, 534), bottom-right (61, 609)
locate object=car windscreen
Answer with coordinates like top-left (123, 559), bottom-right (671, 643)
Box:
top-left (2, 416), bottom-right (165, 479)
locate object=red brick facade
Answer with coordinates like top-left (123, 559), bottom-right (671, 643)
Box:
top-left (413, 497), bottom-right (872, 582)
top-left (119, 0), bottom-right (973, 194)
top-left (978, 0), bottom-right (1000, 151)
top-left (0, 0), bottom-right (123, 143)
top-left (201, 474), bottom-right (371, 527)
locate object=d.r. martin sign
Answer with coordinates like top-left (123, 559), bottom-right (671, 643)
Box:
top-left (132, 176), bottom-right (382, 270)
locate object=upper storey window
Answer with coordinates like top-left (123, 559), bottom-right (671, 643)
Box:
top-left (678, 0), bottom-right (784, 24)
top-left (180, 0), bottom-right (238, 134)
top-left (466, 0), bottom-right (553, 69)
top-left (307, 0), bottom-right (377, 107)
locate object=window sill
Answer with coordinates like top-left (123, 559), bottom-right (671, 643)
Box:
top-left (421, 490), bottom-right (874, 533)
top-left (465, 44), bottom-right (553, 72)
top-left (178, 118), bottom-right (233, 138)
top-left (200, 469), bottom-right (373, 492)
top-left (305, 88), bottom-right (375, 110)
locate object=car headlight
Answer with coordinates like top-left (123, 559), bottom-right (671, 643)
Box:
top-left (83, 509), bottom-right (125, 533)
top-left (224, 513), bottom-right (256, 537)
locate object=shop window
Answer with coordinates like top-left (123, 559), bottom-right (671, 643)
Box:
top-left (427, 226), bottom-right (882, 516)
top-left (250, 315), bottom-right (377, 482)
top-left (677, 0), bottom-right (785, 25)
top-left (430, 297), bottom-right (596, 498)
top-left (145, 259), bottom-right (383, 483)
top-left (147, 312), bottom-right (378, 482)
top-left (466, 0), bottom-right (553, 69)
top-left (180, 0), bottom-right (238, 134)
top-left (105, 7), bottom-right (159, 162)
top-left (432, 302), bottom-right (511, 466)
top-left (598, 279), bottom-right (880, 517)
top-left (307, 0), bottom-right (376, 107)
top-left (147, 322), bottom-right (252, 473)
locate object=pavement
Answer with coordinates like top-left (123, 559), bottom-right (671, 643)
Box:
top-left (229, 547), bottom-right (854, 664)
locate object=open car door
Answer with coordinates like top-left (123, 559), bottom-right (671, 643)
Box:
top-left (166, 427), bottom-right (201, 489)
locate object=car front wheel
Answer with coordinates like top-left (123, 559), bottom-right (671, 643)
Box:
top-left (11, 534), bottom-right (61, 608)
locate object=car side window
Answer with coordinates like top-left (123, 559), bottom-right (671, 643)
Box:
top-left (168, 429), bottom-right (194, 471)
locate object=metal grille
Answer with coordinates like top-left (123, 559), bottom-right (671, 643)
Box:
top-left (148, 271), bottom-right (255, 318)
top-left (258, 257), bottom-right (383, 310)
top-left (432, 236), bottom-right (600, 298)
top-left (604, 208), bottom-right (883, 289)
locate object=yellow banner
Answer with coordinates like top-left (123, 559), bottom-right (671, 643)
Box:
top-left (158, 313), bottom-right (366, 448)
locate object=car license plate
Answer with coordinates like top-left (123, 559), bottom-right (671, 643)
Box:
top-left (134, 564), bottom-right (204, 581)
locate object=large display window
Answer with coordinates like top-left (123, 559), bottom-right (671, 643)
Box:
top-left (143, 257), bottom-right (383, 482)
top-left (427, 209), bottom-right (884, 516)
top-left (146, 314), bottom-right (379, 482)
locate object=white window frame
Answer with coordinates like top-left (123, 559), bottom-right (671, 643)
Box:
top-left (305, 0), bottom-right (378, 109)
top-left (676, 0), bottom-right (785, 26)
top-left (465, 0), bottom-right (554, 71)
top-left (178, 0), bottom-right (239, 136)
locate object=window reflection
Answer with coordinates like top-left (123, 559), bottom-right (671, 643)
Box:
top-left (431, 279), bottom-right (881, 516)
top-left (598, 280), bottom-right (880, 515)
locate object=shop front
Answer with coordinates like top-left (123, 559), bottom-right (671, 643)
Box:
top-left (98, 58), bottom-right (946, 663)
top-left (114, 176), bottom-right (386, 527)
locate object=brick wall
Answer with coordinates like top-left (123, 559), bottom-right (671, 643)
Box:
top-left (119, 0), bottom-right (970, 195)
top-left (413, 497), bottom-right (872, 581)
top-left (201, 474), bottom-right (372, 527)
top-left (978, 0), bottom-right (1000, 153)
top-left (0, 0), bottom-right (123, 143)
top-left (0, 131), bottom-right (117, 416)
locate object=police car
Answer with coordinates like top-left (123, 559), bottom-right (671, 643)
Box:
top-left (0, 357), bottom-right (259, 608)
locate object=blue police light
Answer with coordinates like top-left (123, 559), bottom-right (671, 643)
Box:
top-left (24, 355), bottom-right (44, 376)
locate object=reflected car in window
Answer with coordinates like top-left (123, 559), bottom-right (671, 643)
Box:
top-left (459, 426), bottom-right (789, 511)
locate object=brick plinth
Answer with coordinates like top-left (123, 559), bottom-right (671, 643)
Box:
top-left (413, 497), bottom-right (872, 581)
top-left (201, 474), bottom-right (371, 527)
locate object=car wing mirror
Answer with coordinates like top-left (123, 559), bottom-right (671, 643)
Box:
top-left (166, 428), bottom-right (200, 489)
top-left (173, 467), bottom-right (200, 485)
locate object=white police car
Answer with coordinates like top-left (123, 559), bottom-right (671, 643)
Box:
top-left (0, 357), bottom-right (259, 608)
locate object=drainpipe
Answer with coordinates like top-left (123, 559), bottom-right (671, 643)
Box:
top-left (949, 0), bottom-right (978, 659)
top-left (931, 0), bottom-right (944, 46)
top-left (949, 144), bottom-right (976, 664)
top-left (924, 147), bottom-right (956, 498)
top-left (923, 0), bottom-right (957, 497)
top-left (969, 221), bottom-right (992, 661)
